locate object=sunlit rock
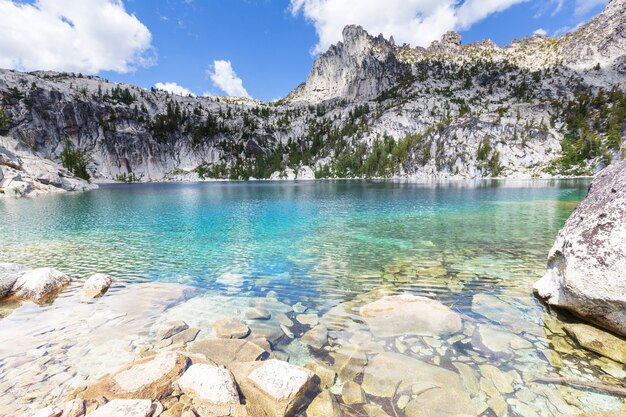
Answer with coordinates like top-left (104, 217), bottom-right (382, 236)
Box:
top-left (82, 352), bottom-right (189, 401)
top-left (564, 323), bottom-right (626, 364)
top-left (176, 364), bottom-right (240, 416)
top-left (11, 267), bottom-right (71, 302)
top-left (83, 273), bottom-right (113, 298)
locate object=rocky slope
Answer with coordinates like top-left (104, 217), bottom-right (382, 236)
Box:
top-left (0, 0), bottom-right (624, 192)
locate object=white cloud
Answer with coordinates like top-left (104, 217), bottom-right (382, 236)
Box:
top-left (0, 0), bottom-right (153, 74)
top-left (574, 0), bottom-right (607, 16)
top-left (533, 28), bottom-right (547, 36)
top-left (290, 0), bottom-right (529, 53)
top-left (154, 82), bottom-right (196, 97)
top-left (207, 60), bottom-right (250, 98)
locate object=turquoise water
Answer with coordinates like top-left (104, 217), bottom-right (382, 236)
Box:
top-left (0, 180), bottom-right (587, 310)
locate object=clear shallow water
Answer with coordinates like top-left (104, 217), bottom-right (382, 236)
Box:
top-left (3, 179), bottom-right (626, 417)
top-left (0, 180), bottom-right (587, 305)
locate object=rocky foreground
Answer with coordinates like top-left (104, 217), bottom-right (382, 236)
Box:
top-left (1, 262), bottom-right (626, 417)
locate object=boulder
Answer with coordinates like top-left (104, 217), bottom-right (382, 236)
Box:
top-left (0, 262), bottom-right (28, 298)
top-left (300, 324), bottom-right (328, 349)
top-left (189, 338), bottom-right (268, 366)
top-left (85, 399), bottom-right (155, 417)
top-left (83, 273), bottom-right (113, 298)
top-left (245, 308), bottom-right (272, 320)
top-left (11, 267), bottom-right (71, 302)
top-left (471, 325), bottom-right (533, 356)
top-left (564, 323), bottom-right (626, 364)
top-left (360, 295), bottom-right (462, 338)
top-left (214, 317), bottom-right (250, 339)
top-left (82, 352), bottom-right (189, 400)
top-left (341, 381), bottom-right (364, 405)
top-left (177, 364), bottom-right (240, 415)
top-left (306, 390), bottom-right (341, 417)
top-left (534, 161), bottom-right (626, 336)
top-left (232, 359), bottom-right (313, 417)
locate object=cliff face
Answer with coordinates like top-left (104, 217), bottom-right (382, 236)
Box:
top-left (0, 0), bottom-right (625, 192)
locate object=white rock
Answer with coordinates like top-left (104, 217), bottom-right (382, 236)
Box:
top-left (85, 399), bottom-right (155, 417)
top-left (247, 359), bottom-right (311, 401)
top-left (83, 273), bottom-right (113, 298)
top-left (11, 267), bottom-right (71, 302)
top-left (296, 166), bottom-right (315, 180)
top-left (177, 364), bottom-right (239, 404)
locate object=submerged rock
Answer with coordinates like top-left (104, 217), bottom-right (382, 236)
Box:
top-left (83, 274), bottom-right (113, 298)
top-left (534, 161), bottom-right (626, 336)
top-left (300, 324), bottom-right (328, 349)
top-left (158, 320), bottom-right (189, 340)
top-left (564, 323), bottom-right (626, 364)
top-left (188, 338), bottom-right (268, 366)
top-left (11, 267), bottom-right (71, 302)
top-left (86, 399), bottom-right (155, 417)
top-left (214, 317), bottom-right (250, 339)
top-left (306, 390), bottom-right (341, 417)
top-left (82, 352), bottom-right (189, 400)
top-left (361, 352), bottom-right (474, 416)
top-left (360, 294), bottom-right (462, 338)
top-left (471, 325), bottom-right (533, 356)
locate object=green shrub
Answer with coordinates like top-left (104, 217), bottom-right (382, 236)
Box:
top-left (0, 108), bottom-right (10, 130)
top-left (60, 140), bottom-right (90, 181)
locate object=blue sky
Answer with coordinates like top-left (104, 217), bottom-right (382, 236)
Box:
top-left (0, 0), bottom-right (610, 101)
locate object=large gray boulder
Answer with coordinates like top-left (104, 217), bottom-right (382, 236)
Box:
top-left (534, 161), bottom-right (626, 336)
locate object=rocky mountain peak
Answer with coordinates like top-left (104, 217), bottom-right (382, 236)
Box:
top-left (427, 31), bottom-right (462, 53)
top-left (286, 25), bottom-right (408, 103)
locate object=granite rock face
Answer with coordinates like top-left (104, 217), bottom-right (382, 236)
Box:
top-left (534, 160), bottom-right (626, 335)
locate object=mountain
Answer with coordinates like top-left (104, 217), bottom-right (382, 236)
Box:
top-left (0, 0), bottom-right (625, 196)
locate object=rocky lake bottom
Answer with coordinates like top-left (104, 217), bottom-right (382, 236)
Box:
top-left (1, 180), bottom-right (625, 417)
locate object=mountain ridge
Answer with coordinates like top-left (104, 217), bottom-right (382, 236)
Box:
top-left (0, 0), bottom-right (625, 196)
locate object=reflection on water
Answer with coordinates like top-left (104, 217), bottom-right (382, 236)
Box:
top-left (1, 179), bottom-right (624, 416)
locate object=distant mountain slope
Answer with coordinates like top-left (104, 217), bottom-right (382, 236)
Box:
top-left (0, 0), bottom-right (624, 194)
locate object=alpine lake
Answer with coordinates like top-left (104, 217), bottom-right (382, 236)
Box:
top-left (1, 179), bottom-right (625, 417)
